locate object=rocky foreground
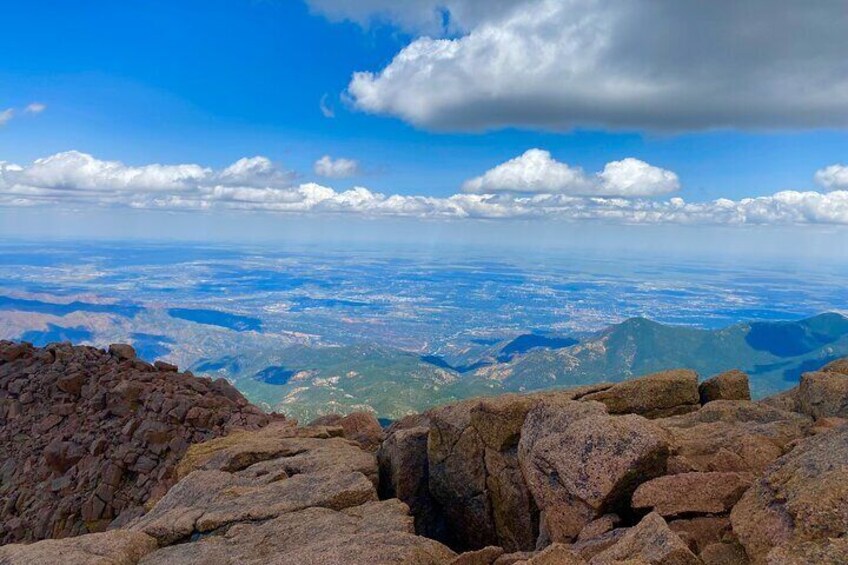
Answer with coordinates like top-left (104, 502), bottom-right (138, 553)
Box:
top-left (1, 342), bottom-right (848, 563)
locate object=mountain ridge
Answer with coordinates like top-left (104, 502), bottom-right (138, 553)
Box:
top-left (191, 312), bottom-right (848, 421)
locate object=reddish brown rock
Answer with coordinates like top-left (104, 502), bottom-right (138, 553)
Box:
top-left (699, 541), bottom-right (750, 565)
top-left (657, 400), bottom-right (810, 474)
top-left (428, 399), bottom-right (497, 551)
top-left (668, 516), bottom-right (732, 554)
top-left (378, 425), bottom-right (443, 538)
top-left (133, 414), bottom-right (455, 565)
top-left (572, 529), bottom-right (628, 561)
top-left (451, 546), bottom-right (506, 565)
top-left (797, 371), bottom-right (848, 419)
top-left (0, 340), bottom-right (270, 543)
top-left (589, 512), bottom-right (700, 565)
top-left (577, 515), bottom-right (620, 542)
top-left (632, 472), bottom-right (753, 517)
top-left (424, 388), bottom-right (612, 553)
top-left (141, 499), bottom-right (456, 565)
top-left (494, 552), bottom-right (535, 565)
top-left (812, 416), bottom-right (848, 434)
top-left (758, 388), bottom-right (798, 412)
top-left (582, 369), bottom-right (700, 418)
top-left (821, 357), bottom-right (848, 375)
top-left (765, 538), bottom-right (848, 564)
top-left (311, 411), bottom-right (385, 451)
top-left (731, 424), bottom-right (848, 564)
top-left (518, 544), bottom-right (588, 564)
top-left (108, 343), bottom-right (137, 361)
top-left (0, 530), bottom-right (157, 564)
top-left (699, 370), bottom-right (751, 404)
top-left (519, 400), bottom-right (669, 542)
top-left (336, 411), bottom-right (385, 451)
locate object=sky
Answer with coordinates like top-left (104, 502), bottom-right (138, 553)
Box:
top-left (2, 0), bottom-right (848, 245)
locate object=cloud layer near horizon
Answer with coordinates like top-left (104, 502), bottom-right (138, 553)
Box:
top-left (2, 150), bottom-right (848, 225)
top-left (310, 0), bottom-right (848, 132)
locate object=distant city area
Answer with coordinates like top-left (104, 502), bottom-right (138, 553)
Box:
top-left (2, 239), bottom-right (847, 420)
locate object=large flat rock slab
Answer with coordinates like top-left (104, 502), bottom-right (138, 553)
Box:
top-left (140, 500), bottom-right (456, 565)
top-left (0, 530), bottom-right (158, 565)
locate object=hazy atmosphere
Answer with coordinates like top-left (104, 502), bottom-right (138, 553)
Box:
top-left (2, 4), bottom-right (848, 562)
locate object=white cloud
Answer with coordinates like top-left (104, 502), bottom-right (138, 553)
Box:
top-left (463, 149), bottom-right (591, 194)
top-left (815, 164), bottom-right (848, 191)
top-left (0, 109), bottom-right (13, 126)
top-left (462, 150), bottom-right (678, 197)
top-left (24, 103), bottom-right (46, 115)
top-left (217, 156), bottom-right (294, 187)
top-left (307, 0), bottom-right (522, 35)
top-left (3, 150), bottom-right (848, 226)
top-left (597, 158), bottom-right (680, 197)
top-left (326, 0), bottom-right (848, 132)
top-left (319, 94), bottom-right (335, 118)
top-left (314, 155), bottom-right (360, 178)
top-left (19, 151), bottom-right (209, 193)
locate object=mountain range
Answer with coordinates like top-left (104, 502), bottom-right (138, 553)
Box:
top-left (192, 312), bottom-right (848, 421)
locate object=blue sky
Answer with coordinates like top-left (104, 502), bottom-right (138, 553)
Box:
top-left (1, 0), bottom-right (848, 234)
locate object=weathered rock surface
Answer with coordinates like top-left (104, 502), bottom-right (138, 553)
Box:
top-left (378, 424), bottom-right (443, 538)
top-left (758, 387), bottom-right (798, 412)
top-left (8, 410), bottom-right (456, 564)
top-left (141, 499), bottom-right (455, 565)
top-left (0, 341), bottom-right (269, 543)
top-left (176, 424), bottom-right (377, 485)
top-left (657, 400), bottom-right (810, 474)
top-left (6, 341), bottom-right (848, 565)
top-left (519, 400), bottom-right (670, 542)
top-left (731, 424), bottom-right (848, 563)
top-left (132, 433), bottom-right (380, 544)
top-left (699, 541), bottom-right (749, 565)
top-left (120, 413), bottom-right (456, 564)
top-left (581, 369), bottom-right (700, 418)
top-left (589, 512), bottom-right (700, 565)
top-left (577, 515), bottom-right (620, 542)
top-left (516, 544), bottom-right (587, 564)
top-left (310, 411), bottom-right (385, 451)
top-left (0, 530), bottom-right (158, 564)
top-left (699, 370), bottom-right (751, 404)
top-left (796, 370), bottom-right (848, 419)
top-left (450, 546), bottom-right (505, 565)
top-left (428, 399), bottom-right (496, 550)
top-left (632, 472), bottom-right (753, 517)
top-left (668, 516), bottom-right (732, 554)
top-left (426, 386), bottom-right (610, 552)
top-left (764, 537), bottom-right (848, 564)
top-left (821, 357), bottom-right (848, 375)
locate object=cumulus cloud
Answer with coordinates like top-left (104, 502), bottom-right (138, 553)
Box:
top-left (0, 109), bottom-right (13, 126)
top-left (597, 158), bottom-right (680, 197)
top-left (815, 164), bottom-right (848, 191)
top-left (463, 150), bottom-right (678, 197)
top-left (314, 155), bottom-right (360, 178)
top-left (19, 151), bottom-right (209, 193)
top-left (24, 103), bottom-right (46, 114)
top-left (462, 149), bottom-right (591, 194)
top-left (318, 0), bottom-right (848, 131)
top-left (2, 150), bottom-right (848, 226)
top-left (217, 156), bottom-right (294, 187)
